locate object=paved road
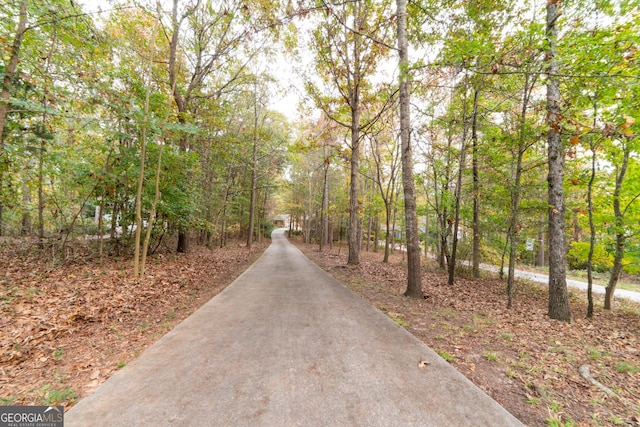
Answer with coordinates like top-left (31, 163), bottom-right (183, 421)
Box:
top-left (66, 229), bottom-right (522, 426)
top-left (477, 263), bottom-right (640, 304)
top-left (415, 247), bottom-right (640, 304)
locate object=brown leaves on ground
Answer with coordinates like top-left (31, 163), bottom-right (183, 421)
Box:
top-left (0, 239), bottom-right (267, 409)
top-left (297, 242), bottom-right (640, 427)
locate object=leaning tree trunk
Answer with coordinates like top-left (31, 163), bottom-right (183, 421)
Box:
top-left (605, 235), bottom-right (625, 310)
top-left (546, 0), bottom-right (571, 322)
top-left (605, 143), bottom-right (630, 310)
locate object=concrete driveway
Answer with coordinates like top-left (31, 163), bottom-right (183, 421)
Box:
top-left (66, 229), bottom-right (522, 426)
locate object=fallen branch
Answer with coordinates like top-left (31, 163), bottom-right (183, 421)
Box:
top-left (579, 364), bottom-right (616, 397)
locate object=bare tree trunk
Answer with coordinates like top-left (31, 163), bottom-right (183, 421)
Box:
top-left (347, 5), bottom-right (363, 266)
top-left (320, 145), bottom-right (330, 250)
top-left (348, 102), bottom-right (361, 264)
top-left (507, 72), bottom-right (534, 308)
top-left (397, 0), bottom-right (422, 297)
top-left (247, 81), bottom-right (260, 248)
top-left (605, 142), bottom-right (630, 310)
top-left (434, 123), bottom-right (453, 271)
top-left (259, 189), bottom-right (268, 243)
top-left (133, 113), bottom-right (149, 277)
top-left (98, 200), bottom-right (105, 260)
top-left (448, 73), bottom-right (470, 287)
top-left (329, 219), bottom-right (334, 249)
top-left (141, 142), bottom-right (163, 277)
top-left (424, 211), bottom-right (429, 257)
top-left (169, 0), bottom-right (192, 254)
top-left (605, 237), bottom-right (625, 310)
top-left (37, 18), bottom-right (60, 250)
top-left (110, 204), bottom-right (118, 240)
top-left (0, 0), bottom-right (28, 144)
top-left (391, 195), bottom-right (398, 254)
top-left (506, 151), bottom-right (524, 308)
top-left (384, 204), bottom-right (392, 262)
top-left (537, 214), bottom-right (545, 267)
top-left (37, 136), bottom-right (45, 246)
top-left (586, 138), bottom-right (597, 317)
top-left (366, 216), bottom-right (372, 252)
top-left (21, 177), bottom-right (32, 235)
top-left (546, 0), bottom-right (571, 322)
top-left (471, 89), bottom-right (480, 278)
top-left (133, 13), bottom-right (159, 278)
top-left (373, 216), bottom-right (379, 253)
top-left (4, 1), bottom-right (30, 237)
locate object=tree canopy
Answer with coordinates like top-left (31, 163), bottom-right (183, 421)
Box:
top-left (0, 0), bottom-right (638, 317)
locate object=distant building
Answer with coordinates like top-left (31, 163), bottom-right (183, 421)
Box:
top-left (272, 214), bottom-right (291, 229)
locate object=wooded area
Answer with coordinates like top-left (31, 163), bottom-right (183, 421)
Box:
top-left (0, 0), bottom-right (638, 323)
top-left (1, 0), bottom-right (639, 423)
top-left (285, 0), bottom-right (639, 321)
top-left (0, 0), bottom-right (289, 269)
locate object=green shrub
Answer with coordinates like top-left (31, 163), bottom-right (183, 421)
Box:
top-left (567, 241), bottom-right (613, 272)
top-left (624, 246), bottom-right (640, 274)
top-left (262, 221), bottom-right (275, 238)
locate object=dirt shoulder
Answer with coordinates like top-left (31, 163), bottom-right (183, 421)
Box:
top-left (295, 241), bottom-right (640, 427)
top-left (2, 237), bottom-right (638, 426)
top-left (0, 239), bottom-right (268, 409)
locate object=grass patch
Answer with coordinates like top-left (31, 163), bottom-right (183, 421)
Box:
top-left (0, 397), bottom-right (17, 406)
top-left (484, 352), bottom-right (499, 362)
top-left (441, 307), bottom-right (458, 321)
top-left (546, 417), bottom-right (576, 427)
top-left (40, 385), bottom-right (77, 405)
top-left (614, 361), bottom-right (639, 374)
top-left (461, 323), bottom-right (476, 333)
top-left (586, 347), bottom-right (602, 361)
top-left (609, 415), bottom-right (626, 425)
top-left (389, 312), bottom-right (409, 327)
top-left (138, 319), bottom-right (154, 334)
top-left (437, 349), bottom-right (456, 363)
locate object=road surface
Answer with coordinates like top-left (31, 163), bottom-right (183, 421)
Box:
top-left (478, 263), bottom-right (640, 303)
top-left (66, 229), bottom-right (522, 426)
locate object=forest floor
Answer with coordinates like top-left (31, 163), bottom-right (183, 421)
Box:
top-left (1, 236), bottom-right (639, 426)
top-left (295, 240), bottom-right (640, 427)
top-left (0, 237), bottom-right (268, 410)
